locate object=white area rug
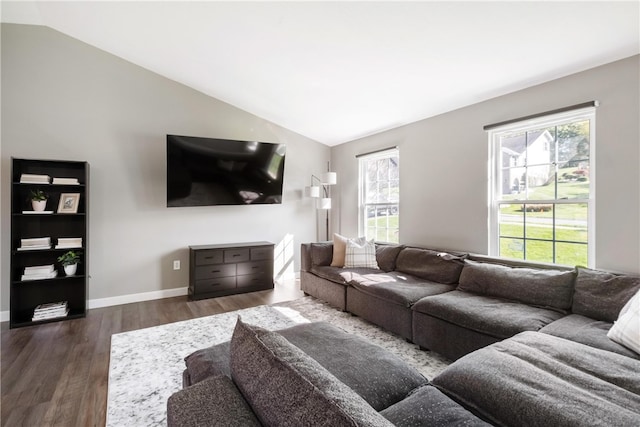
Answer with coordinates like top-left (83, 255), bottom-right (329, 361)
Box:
top-left (106, 296), bottom-right (451, 426)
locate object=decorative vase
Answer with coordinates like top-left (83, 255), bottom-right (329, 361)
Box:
top-left (32, 200), bottom-right (47, 211)
top-left (64, 264), bottom-right (77, 276)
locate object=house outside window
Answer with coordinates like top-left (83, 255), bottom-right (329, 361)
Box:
top-left (489, 107), bottom-right (595, 266)
top-left (358, 148), bottom-right (399, 243)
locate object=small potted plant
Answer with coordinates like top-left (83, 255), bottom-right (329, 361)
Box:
top-left (29, 189), bottom-right (48, 212)
top-left (58, 250), bottom-right (82, 276)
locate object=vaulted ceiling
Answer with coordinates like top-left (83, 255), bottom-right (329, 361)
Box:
top-left (2, 1), bottom-right (639, 146)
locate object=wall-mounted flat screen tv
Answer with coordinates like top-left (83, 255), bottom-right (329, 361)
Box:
top-left (167, 135), bottom-right (286, 207)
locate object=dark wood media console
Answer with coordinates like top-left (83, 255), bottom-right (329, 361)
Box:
top-left (188, 241), bottom-right (274, 300)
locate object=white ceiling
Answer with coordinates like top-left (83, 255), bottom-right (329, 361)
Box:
top-left (2, 1), bottom-right (639, 146)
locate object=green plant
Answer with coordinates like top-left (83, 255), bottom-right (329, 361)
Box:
top-left (57, 250), bottom-right (82, 266)
top-left (29, 189), bottom-right (48, 201)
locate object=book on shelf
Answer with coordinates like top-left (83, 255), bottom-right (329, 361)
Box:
top-left (18, 237), bottom-right (52, 251)
top-left (32, 301), bottom-right (69, 320)
top-left (55, 237), bottom-right (82, 249)
top-left (21, 237), bottom-right (51, 246)
top-left (24, 264), bottom-right (55, 274)
top-left (52, 177), bottom-right (80, 185)
top-left (22, 210), bottom-right (54, 214)
top-left (22, 270), bottom-right (58, 281)
top-left (20, 173), bottom-right (50, 184)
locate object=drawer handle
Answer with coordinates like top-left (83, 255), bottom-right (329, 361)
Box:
top-left (204, 256), bottom-right (214, 259)
top-left (211, 270), bottom-right (220, 273)
top-left (232, 254), bottom-right (241, 257)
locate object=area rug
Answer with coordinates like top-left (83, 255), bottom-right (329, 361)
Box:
top-left (106, 296), bottom-right (451, 426)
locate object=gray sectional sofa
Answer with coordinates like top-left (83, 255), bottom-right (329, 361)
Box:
top-left (166, 241), bottom-right (640, 426)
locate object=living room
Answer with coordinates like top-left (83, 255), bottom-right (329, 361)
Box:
top-left (1, 1), bottom-right (639, 426)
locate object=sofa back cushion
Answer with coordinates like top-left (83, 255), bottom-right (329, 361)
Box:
top-left (375, 244), bottom-right (403, 272)
top-left (310, 242), bottom-right (333, 266)
top-left (457, 260), bottom-right (576, 311)
top-left (395, 248), bottom-right (466, 284)
top-left (572, 267), bottom-right (640, 322)
top-left (230, 317), bottom-right (393, 427)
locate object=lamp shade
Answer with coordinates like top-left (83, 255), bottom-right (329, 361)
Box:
top-left (305, 186), bottom-right (321, 198)
top-left (321, 172), bottom-right (337, 185)
top-left (317, 198), bottom-right (332, 210)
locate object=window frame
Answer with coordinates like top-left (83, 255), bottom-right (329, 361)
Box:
top-left (358, 148), bottom-right (400, 243)
top-left (488, 106), bottom-right (596, 266)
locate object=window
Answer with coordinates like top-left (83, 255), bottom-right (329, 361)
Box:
top-left (489, 107), bottom-right (595, 266)
top-left (358, 148), bottom-right (399, 243)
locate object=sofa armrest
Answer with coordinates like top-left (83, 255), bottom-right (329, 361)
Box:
top-left (301, 243), bottom-right (313, 272)
top-left (167, 375), bottom-right (261, 427)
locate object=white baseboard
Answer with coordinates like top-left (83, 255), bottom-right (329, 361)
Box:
top-left (1, 274), bottom-right (301, 323)
top-left (87, 287), bottom-right (189, 309)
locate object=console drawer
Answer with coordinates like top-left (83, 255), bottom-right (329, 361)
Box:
top-left (195, 249), bottom-right (224, 265)
top-left (224, 248), bottom-right (250, 263)
top-left (195, 276), bottom-right (236, 293)
top-left (195, 263), bottom-right (236, 280)
top-left (237, 261), bottom-right (272, 276)
top-left (251, 247), bottom-right (273, 261)
top-left (237, 273), bottom-right (273, 289)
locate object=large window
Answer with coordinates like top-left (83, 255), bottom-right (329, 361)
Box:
top-left (489, 107), bottom-right (595, 266)
top-left (359, 148), bottom-right (399, 243)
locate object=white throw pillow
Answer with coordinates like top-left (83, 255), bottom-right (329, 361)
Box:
top-left (343, 238), bottom-right (379, 269)
top-left (607, 289), bottom-right (640, 355)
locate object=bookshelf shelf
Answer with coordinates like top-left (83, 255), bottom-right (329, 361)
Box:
top-left (10, 158), bottom-right (89, 329)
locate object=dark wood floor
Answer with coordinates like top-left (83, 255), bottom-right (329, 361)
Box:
top-left (1, 280), bottom-right (304, 426)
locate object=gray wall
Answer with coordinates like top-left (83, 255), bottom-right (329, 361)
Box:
top-left (1, 24), bottom-right (329, 311)
top-left (331, 55), bottom-right (640, 275)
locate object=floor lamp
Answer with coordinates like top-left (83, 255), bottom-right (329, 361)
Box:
top-left (306, 167), bottom-right (337, 241)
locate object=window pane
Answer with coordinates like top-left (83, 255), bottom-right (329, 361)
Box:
top-left (557, 120), bottom-right (590, 164)
top-left (500, 237), bottom-right (524, 259)
top-left (556, 242), bottom-right (588, 266)
top-left (526, 240), bottom-right (553, 263)
top-left (526, 128), bottom-right (553, 166)
top-left (525, 164), bottom-right (554, 199)
top-left (557, 163), bottom-right (590, 199)
top-left (556, 204), bottom-right (588, 243)
top-left (523, 204), bottom-right (554, 240)
top-left (499, 204), bottom-right (523, 237)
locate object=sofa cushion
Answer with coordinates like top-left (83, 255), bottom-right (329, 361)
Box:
top-left (540, 314), bottom-right (639, 359)
top-left (572, 267), bottom-right (640, 322)
top-left (432, 331), bottom-right (640, 426)
top-left (310, 242), bottom-right (333, 266)
top-left (167, 375), bottom-right (261, 427)
top-left (344, 238), bottom-right (379, 269)
top-left (185, 341), bottom-right (231, 384)
top-left (395, 248), bottom-right (466, 284)
top-left (350, 279), bottom-right (456, 308)
top-left (380, 385), bottom-right (491, 427)
top-left (375, 244), bottom-right (403, 272)
top-left (310, 265), bottom-right (381, 285)
top-left (229, 317), bottom-right (393, 427)
top-left (277, 322), bottom-right (428, 411)
top-left (607, 289), bottom-right (640, 355)
top-left (413, 291), bottom-right (565, 339)
top-left (184, 321), bottom-right (428, 411)
top-left (331, 233), bottom-right (350, 267)
top-left (457, 260), bottom-right (575, 311)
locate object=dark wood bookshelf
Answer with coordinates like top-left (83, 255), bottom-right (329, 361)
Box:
top-left (10, 158), bottom-right (89, 328)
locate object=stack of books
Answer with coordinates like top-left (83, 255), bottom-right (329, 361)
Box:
top-left (21, 264), bottom-right (58, 281)
top-left (52, 177), bottom-right (79, 185)
top-left (32, 301), bottom-right (69, 321)
top-left (55, 237), bottom-right (82, 249)
top-left (20, 173), bottom-right (50, 184)
top-left (18, 237), bottom-right (51, 251)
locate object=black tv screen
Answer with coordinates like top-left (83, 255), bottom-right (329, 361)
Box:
top-left (166, 135), bottom-right (286, 207)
